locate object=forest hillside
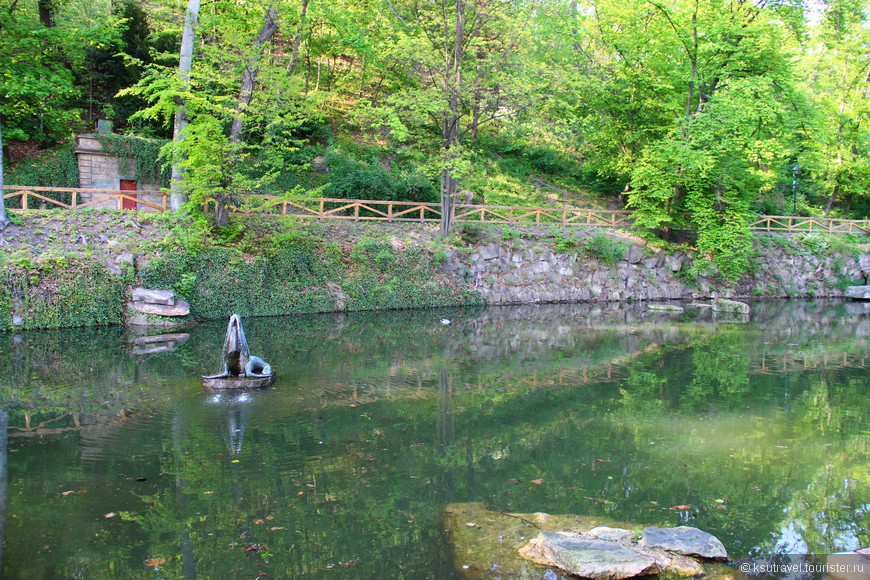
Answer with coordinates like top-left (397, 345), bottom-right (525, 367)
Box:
top-left (2, 0), bottom-right (869, 277)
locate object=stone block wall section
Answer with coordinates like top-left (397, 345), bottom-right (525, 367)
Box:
top-left (442, 238), bottom-right (868, 304)
top-left (74, 134), bottom-right (164, 209)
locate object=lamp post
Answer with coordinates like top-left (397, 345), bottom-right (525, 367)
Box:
top-left (792, 164), bottom-right (801, 215)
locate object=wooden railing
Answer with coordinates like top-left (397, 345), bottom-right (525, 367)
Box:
top-left (232, 195), bottom-right (635, 227)
top-left (2, 185), bottom-right (169, 211)
top-left (4, 185), bottom-right (869, 234)
top-left (748, 214), bottom-right (870, 234)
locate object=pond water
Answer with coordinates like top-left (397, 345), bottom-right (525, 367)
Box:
top-left (0, 301), bottom-right (867, 579)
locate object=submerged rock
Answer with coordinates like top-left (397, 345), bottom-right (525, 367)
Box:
top-left (845, 285), bottom-right (870, 300)
top-left (519, 532), bottom-right (659, 579)
top-left (586, 527), bottom-right (634, 543)
top-left (712, 298), bottom-right (750, 314)
top-left (639, 525), bottom-right (728, 560)
top-left (648, 304), bottom-right (684, 312)
top-left (445, 503), bottom-right (731, 579)
top-left (445, 503), bottom-right (632, 579)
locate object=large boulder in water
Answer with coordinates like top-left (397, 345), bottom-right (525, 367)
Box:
top-left (519, 531), bottom-right (660, 579)
top-left (639, 525), bottom-right (728, 560)
top-left (444, 503), bottom-right (730, 579)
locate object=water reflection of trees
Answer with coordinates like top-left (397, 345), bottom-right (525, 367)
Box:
top-left (0, 300), bottom-right (866, 576)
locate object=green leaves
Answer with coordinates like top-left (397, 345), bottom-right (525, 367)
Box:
top-left (0, 2), bottom-right (122, 143)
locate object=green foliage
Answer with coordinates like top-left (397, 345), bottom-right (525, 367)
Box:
top-left (525, 147), bottom-right (564, 174)
top-left (324, 149), bottom-right (438, 203)
top-left (454, 223), bottom-right (488, 245)
top-left (1, 256), bottom-right (126, 329)
top-left (464, 172), bottom-right (546, 208)
top-left (4, 141), bottom-right (80, 189)
top-left (553, 232), bottom-right (628, 267)
top-left (2, 0), bottom-right (870, 231)
top-left (95, 134), bottom-right (170, 186)
top-left (139, 226), bottom-right (482, 319)
top-left (582, 233), bottom-right (629, 268)
top-left (0, 1), bottom-right (125, 144)
top-left (553, 232), bottom-right (581, 253)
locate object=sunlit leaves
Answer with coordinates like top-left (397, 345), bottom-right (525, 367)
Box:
top-left (0, 2), bottom-right (122, 142)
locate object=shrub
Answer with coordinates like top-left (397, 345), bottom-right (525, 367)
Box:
top-left (2, 257), bottom-right (128, 329)
top-left (582, 233), bottom-right (628, 267)
top-left (324, 148), bottom-right (437, 202)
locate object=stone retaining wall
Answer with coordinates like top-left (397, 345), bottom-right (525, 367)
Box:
top-left (443, 236), bottom-right (868, 304)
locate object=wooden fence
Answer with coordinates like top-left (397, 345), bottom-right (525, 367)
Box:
top-left (2, 185), bottom-right (169, 211)
top-left (747, 215), bottom-right (870, 234)
top-left (4, 185), bottom-right (869, 234)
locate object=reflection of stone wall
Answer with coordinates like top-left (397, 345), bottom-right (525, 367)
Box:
top-left (443, 236), bottom-right (867, 303)
top-left (75, 134), bottom-right (164, 210)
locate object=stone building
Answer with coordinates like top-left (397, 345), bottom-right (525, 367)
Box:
top-left (74, 130), bottom-right (166, 210)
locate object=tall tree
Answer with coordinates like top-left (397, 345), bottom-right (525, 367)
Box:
top-left (214, 5), bottom-right (280, 227)
top-left (170, 0), bottom-right (202, 212)
top-left (381, 0), bottom-right (540, 235)
top-left (563, 0), bottom-right (802, 278)
top-left (800, 0), bottom-right (870, 217)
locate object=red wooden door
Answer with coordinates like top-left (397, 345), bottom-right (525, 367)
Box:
top-left (120, 180), bottom-right (138, 210)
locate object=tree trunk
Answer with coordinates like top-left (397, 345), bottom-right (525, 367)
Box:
top-left (37, 0), bottom-right (53, 27)
top-left (170, 0), bottom-right (201, 213)
top-left (440, 0), bottom-right (466, 237)
top-left (824, 182), bottom-right (839, 217)
top-left (229, 7), bottom-right (280, 144)
top-left (287, 0), bottom-right (310, 75)
top-left (0, 122), bottom-right (11, 232)
top-left (215, 5), bottom-right (280, 228)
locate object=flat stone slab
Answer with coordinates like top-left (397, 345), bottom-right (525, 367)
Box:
top-left (444, 503), bottom-right (731, 579)
top-left (712, 298), bottom-right (750, 314)
top-left (845, 285), bottom-right (870, 300)
top-left (126, 312), bottom-right (189, 328)
top-left (586, 526), bottom-right (635, 543)
top-left (132, 344), bottom-right (180, 355)
top-left (131, 287), bottom-right (176, 305)
top-left (639, 525), bottom-right (728, 560)
top-left (129, 333), bottom-right (190, 355)
top-left (520, 531), bottom-right (660, 579)
top-left (130, 333), bottom-right (191, 346)
top-left (129, 300), bottom-right (190, 317)
top-left (649, 304), bottom-right (684, 312)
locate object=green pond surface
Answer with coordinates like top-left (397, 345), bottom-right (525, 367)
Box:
top-left (0, 300), bottom-right (867, 579)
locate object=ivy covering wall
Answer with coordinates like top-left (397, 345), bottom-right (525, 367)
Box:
top-left (95, 134), bottom-right (170, 186)
top-left (138, 239), bottom-right (482, 320)
top-left (0, 256), bottom-right (131, 330)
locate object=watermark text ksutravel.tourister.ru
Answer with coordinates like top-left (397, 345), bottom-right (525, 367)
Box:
top-left (739, 560), bottom-right (867, 575)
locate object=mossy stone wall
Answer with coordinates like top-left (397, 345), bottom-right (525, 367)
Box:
top-left (0, 239), bottom-right (482, 330)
